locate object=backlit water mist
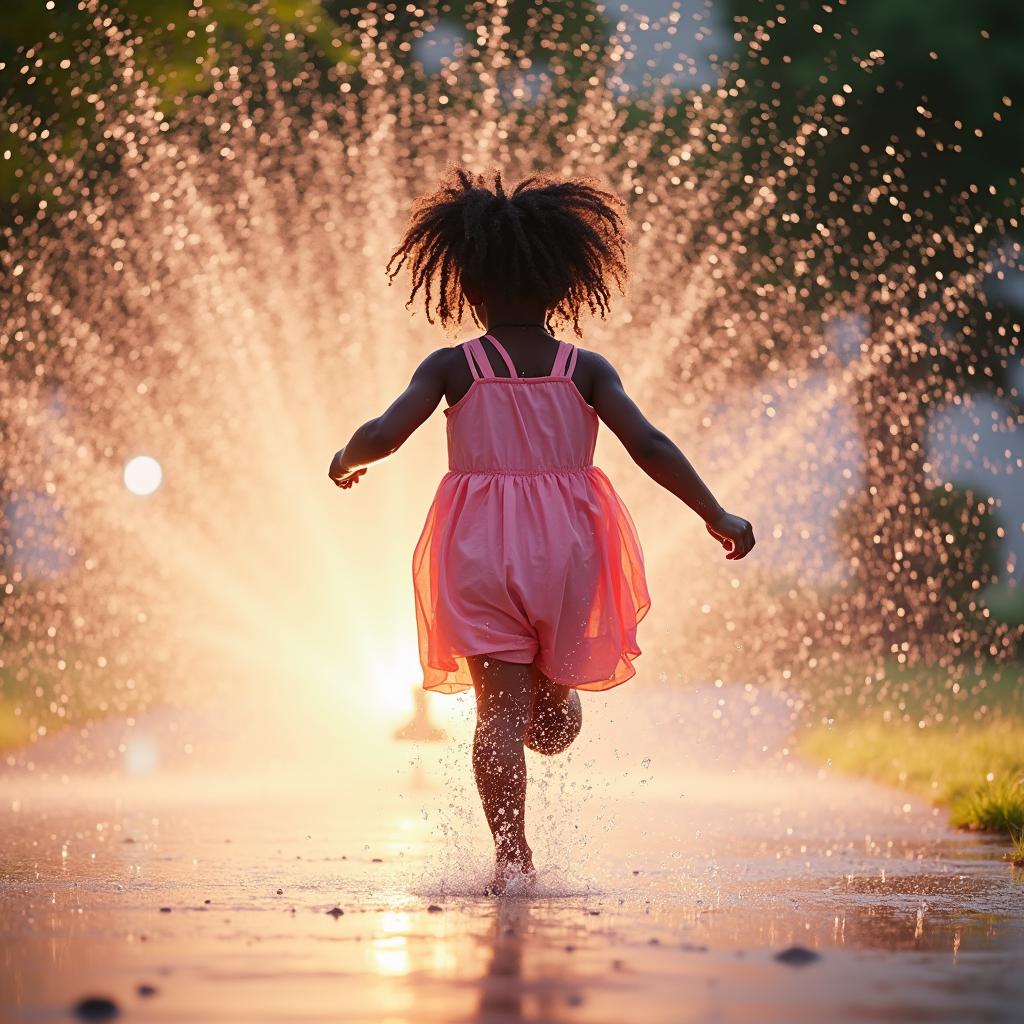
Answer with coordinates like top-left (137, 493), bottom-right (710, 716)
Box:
top-left (1, 0), bottom-right (1021, 764)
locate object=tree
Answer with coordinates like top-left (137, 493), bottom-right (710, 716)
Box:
top-left (722, 0), bottom-right (1022, 656)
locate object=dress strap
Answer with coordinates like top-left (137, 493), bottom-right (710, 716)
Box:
top-left (550, 340), bottom-right (578, 378)
top-left (463, 337), bottom-right (489, 379)
top-left (482, 334), bottom-right (518, 378)
top-left (564, 344), bottom-right (579, 379)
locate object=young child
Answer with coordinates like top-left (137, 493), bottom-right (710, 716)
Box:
top-left (329, 168), bottom-right (754, 893)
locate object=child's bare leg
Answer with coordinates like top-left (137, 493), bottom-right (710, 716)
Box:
top-left (526, 672), bottom-right (582, 755)
top-left (467, 655), bottom-right (536, 886)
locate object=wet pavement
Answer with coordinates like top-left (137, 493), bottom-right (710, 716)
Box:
top-left (1, 686), bottom-right (1022, 1022)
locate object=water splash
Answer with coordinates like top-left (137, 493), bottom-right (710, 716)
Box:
top-left (1, 0), bottom-right (1020, 761)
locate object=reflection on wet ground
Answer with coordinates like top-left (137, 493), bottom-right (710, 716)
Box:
top-left (1, 691), bottom-right (1022, 1022)
top-left (2, 787), bottom-right (1022, 1021)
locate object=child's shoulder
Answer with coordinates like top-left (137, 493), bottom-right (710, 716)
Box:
top-left (419, 342), bottom-right (467, 366)
top-left (571, 345), bottom-right (618, 378)
top-left (408, 345), bottom-right (464, 388)
top-left (426, 336), bottom-right (488, 372)
top-left (417, 338), bottom-right (618, 380)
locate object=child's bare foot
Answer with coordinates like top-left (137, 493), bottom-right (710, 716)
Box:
top-left (486, 846), bottom-right (536, 896)
top-left (487, 861), bottom-right (537, 896)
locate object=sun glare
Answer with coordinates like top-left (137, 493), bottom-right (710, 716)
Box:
top-left (365, 642), bottom-right (423, 715)
top-left (123, 455), bottom-right (163, 496)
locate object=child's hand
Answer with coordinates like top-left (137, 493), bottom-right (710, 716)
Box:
top-left (705, 510), bottom-right (755, 560)
top-left (328, 448), bottom-right (366, 490)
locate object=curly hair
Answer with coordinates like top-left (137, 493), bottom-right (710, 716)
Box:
top-left (385, 166), bottom-right (628, 337)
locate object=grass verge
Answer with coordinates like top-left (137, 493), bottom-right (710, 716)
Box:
top-left (799, 658), bottom-right (1024, 838)
top-left (0, 656), bottom-right (157, 756)
top-left (1010, 830), bottom-right (1024, 869)
top-left (0, 698), bottom-right (31, 752)
top-left (802, 718), bottom-right (1024, 834)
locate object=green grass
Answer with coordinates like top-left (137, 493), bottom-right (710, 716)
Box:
top-left (951, 776), bottom-right (1024, 833)
top-left (802, 714), bottom-right (1024, 835)
top-left (0, 698), bottom-right (31, 750)
top-left (799, 658), bottom-right (1024, 837)
top-left (1010, 830), bottom-right (1024, 869)
top-left (0, 651), bottom-right (157, 755)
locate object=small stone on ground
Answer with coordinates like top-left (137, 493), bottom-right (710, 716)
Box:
top-left (774, 946), bottom-right (822, 965)
top-left (74, 996), bottom-right (120, 1020)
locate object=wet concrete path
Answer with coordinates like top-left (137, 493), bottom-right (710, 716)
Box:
top-left (2, 687), bottom-right (1022, 1022)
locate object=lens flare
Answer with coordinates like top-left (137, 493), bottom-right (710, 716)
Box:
top-left (122, 455), bottom-right (163, 496)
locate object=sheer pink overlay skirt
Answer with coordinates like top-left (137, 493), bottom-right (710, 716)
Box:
top-left (413, 466), bottom-right (651, 694)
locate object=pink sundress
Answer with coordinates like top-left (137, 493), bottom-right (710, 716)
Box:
top-left (413, 333), bottom-right (650, 694)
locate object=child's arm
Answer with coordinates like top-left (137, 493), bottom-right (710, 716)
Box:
top-left (590, 354), bottom-right (755, 560)
top-left (328, 349), bottom-right (448, 488)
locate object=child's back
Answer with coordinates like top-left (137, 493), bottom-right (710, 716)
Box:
top-left (328, 166), bottom-right (754, 892)
top-left (414, 332), bottom-right (649, 695)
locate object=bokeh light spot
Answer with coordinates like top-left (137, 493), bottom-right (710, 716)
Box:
top-left (123, 455), bottom-right (163, 496)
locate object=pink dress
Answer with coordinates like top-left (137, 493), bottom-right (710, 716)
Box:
top-left (413, 334), bottom-right (650, 694)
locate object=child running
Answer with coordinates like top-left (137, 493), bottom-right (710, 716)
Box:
top-left (329, 167), bottom-right (755, 893)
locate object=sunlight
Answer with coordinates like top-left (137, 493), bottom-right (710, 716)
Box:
top-left (361, 640), bottom-right (421, 717)
top-left (372, 911), bottom-right (413, 977)
top-left (122, 455), bottom-right (163, 496)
